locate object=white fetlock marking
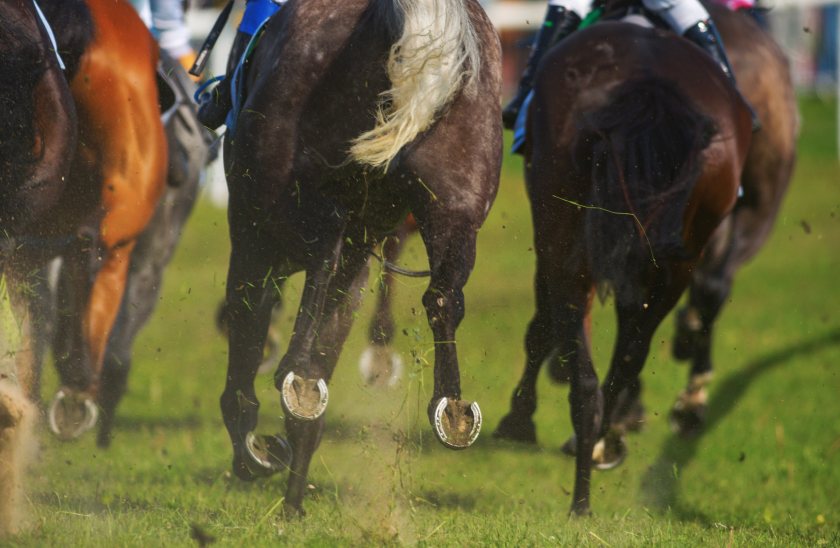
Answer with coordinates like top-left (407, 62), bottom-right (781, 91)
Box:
top-left (592, 438), bottom-right (606, 463)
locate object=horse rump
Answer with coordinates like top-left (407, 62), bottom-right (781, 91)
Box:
top-left (572, 76), bottom-right (717, 304)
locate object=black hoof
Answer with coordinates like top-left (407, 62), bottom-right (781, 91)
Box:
top-left (561, 434), bottom-right (577, 456)
top-left (613, 401), bottom-right (646, 433)
top-left (669, 402), bottom-right (707, 438)
top-left (234, 432), bottom-right (293, 480)
top-left (569, 503), bottom-right (592, 517)
top-left (493, 413), bottom-right (537, 444)
top-left (283, 502), bottom-right (305, 519)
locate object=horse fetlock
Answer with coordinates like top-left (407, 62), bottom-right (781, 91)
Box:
top-left (669, 381), bottom-right (710, 437)
top-left (493, 412), bottom-right (537, 444)
top-left (592, 428), bottom-right (628, 471)
top-left (48, 388), bottom-right (98, 441)
top-left (430, 397), bottom-right (482, 449)
top-left (280, 372), bottom-right (328, 421)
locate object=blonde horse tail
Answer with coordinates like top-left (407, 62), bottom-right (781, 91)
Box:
top-left (350, 0), bottom-right (481, 170)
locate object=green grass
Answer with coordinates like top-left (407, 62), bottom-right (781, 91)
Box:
top-left (13, 97), bottom-right (840, 546)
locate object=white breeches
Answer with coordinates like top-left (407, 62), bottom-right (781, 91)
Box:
top-left (547, 0), bottom-right (710, 34)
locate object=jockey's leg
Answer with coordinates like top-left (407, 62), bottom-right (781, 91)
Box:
top-left (501, 0), bottom-right (589, 130)
top-left (149, 0), bottom-right (196, 74)
top-left (642, 0), bottom-right (760, 130)
top-left (197, 0), bottom-right (286, 130)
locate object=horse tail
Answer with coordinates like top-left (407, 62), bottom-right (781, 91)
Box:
top-left (572, 76), bottom-right (717, 305)
top-left (350, 0), bottom-right (481, 170)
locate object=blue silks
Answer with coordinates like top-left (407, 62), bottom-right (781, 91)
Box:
top-left (225, 13), bottom-right (275, 134)
top-left (510, 90), bottom-right (532, 155)
top-left (239, 0), bottom-right (282, 35)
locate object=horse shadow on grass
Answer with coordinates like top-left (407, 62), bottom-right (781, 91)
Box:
top-left (640, 328), bottom-right (840, 523)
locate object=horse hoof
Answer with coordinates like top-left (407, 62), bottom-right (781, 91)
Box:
top-left (280, 372), bottom-right (328, 420)
top-left (561, 431), bottom-right (628, 469)
top-left (48, 389), bottom-right (98, 441)
top-left (592, 430), bottom-right (627, 470)
top-left (561, 434), bottom-right (577, 456)
top-left (358, 345), bottom-right (403, 387)
top-left (614, 401), bottom-right (646, 433)
top-left (431, 397), bottom-right (482, 449)
top-left (493, 413), bottom-right (537, 444)
top-left (244, 432), bottom-right (292, 476)
top-left (669, 399), bottom-right (707, 437)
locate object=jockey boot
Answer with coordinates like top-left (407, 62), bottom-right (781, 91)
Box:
top-left (502, 5), bottom-right (582, 130)
top-left (197, 30), bottom-right (250, 130)
top-left (683, 19), bottom-right (761, 131)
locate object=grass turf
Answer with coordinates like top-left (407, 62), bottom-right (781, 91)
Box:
top-left (12, 97), bottom-right (840, 546)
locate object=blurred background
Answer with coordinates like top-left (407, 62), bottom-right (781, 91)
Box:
top-left (185, 0), bottom-right (838, 98)
top-left (184, 0), bottom-right (839, 204)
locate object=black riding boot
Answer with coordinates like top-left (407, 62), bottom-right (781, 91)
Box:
top-left (683, 20), bottom-right (761, 131)
top-left (197, 30), bottom-right (251, 130)
top-left (502, 6), bottom-right (582, 130)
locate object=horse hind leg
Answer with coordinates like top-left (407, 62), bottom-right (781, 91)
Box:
top-left (48, 241), bottom-right (100, 441)
top-left (274, 234), bottom-right (348, 423)
top-left (221, 235), bottom-right (286, 480)
top-left (359, 227), bottom-right (411, 388)
top-left (494, 272), bottom-right (555, 444)
top-left (413, 214), bottom-right (483, 450)
top-left (284, 250), bottom-right (370, 515)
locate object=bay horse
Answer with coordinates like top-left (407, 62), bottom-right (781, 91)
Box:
top-left (668, 1), bottom-right (797, 435)
top-left (22, 0), bottom-right (168, 440)
top-left (496, 21), bottom-right (752, 514)
top-left (221, 0), bottom-right (501, 513)
top-left (94, 50), bottom-right (213, 448)
top-left (496, 0), bottom-right (796, 448)
top-left (0, 0), bottom-right (79, 533)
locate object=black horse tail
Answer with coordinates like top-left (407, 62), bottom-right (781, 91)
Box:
top-left (572, 76), bottom-right (717, 305)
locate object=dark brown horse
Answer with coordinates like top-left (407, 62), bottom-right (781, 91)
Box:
top-left (15, 0), bottom-right (169, 440)
top-left (495, 19), bottom-right (753, 514)
top-left (221, 0), bottom-right (501, 514)
top-left (0, 0), bottom-right (80, 532)
top-left (668, 2), bottom-right (797, 434)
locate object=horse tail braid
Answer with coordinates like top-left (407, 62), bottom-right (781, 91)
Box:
top-left (571, 76), bottom-right (717, 305)
top-left (350, 0), bottom-right (480, 170)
